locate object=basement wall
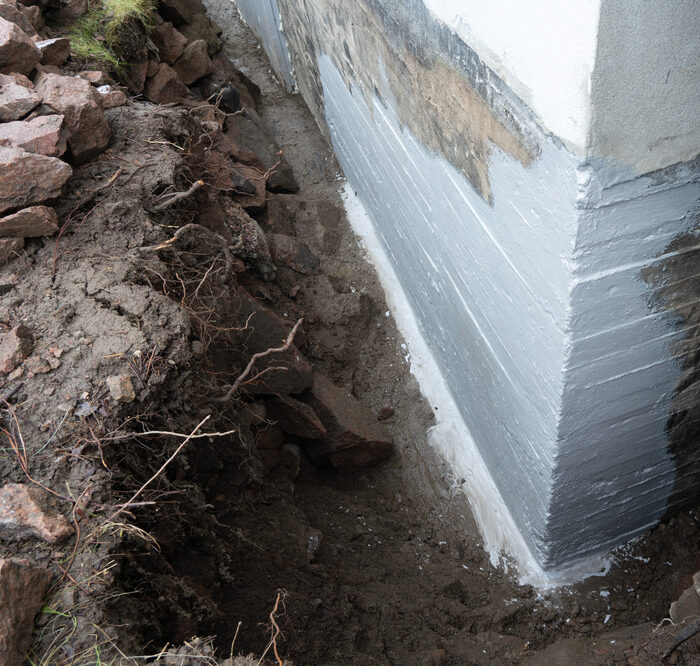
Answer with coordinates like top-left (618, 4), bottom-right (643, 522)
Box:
top-left (230, 0), bottom-right (700, 575)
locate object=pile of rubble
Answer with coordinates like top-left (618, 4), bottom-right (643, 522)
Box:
top-left (0, 0), bottom-right (397, 661)
top-left (0, 0), bottom-right (118, 265)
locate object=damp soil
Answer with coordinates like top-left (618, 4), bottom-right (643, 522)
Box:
top-left (106, 7), bottom-right (699, 664)
top-left (1, 5), bottom-right (698, 666)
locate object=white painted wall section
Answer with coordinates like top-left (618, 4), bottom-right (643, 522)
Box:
top-left (317, 53), bottom-right (578, 565)
top-left (233, 0), bottom-right (296, 91)
top-left (423, 0), bottom-right (601, 152)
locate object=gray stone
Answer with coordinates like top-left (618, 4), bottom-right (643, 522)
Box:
top-left (0, 145), bottom-right (72, 213)
top-left (0, 483), bottom-right (73, 542)
top-left (0, 72), bottom-right (40, 121)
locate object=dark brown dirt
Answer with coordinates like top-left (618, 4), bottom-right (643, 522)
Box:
top-left (106, 6), bottom-right (700, 664)
top-left (0, 5), bottom-right (698, 666)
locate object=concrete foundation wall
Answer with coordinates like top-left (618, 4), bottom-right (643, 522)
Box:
top-left (233, 0), bottom-right (295, 91)
top-left (231, 0), bottom-right (700, 574)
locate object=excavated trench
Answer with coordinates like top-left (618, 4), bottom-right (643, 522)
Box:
top-left (99, 7), bottom-right (699, 664)
top-left (0, 1), bottom-right (696, 664)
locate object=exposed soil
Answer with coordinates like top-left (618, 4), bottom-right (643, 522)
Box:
top-left (2, 4), bottom-right (699, 665)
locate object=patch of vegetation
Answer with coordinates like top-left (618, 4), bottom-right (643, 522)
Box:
top-left (69, 0), bottom-right (157, 78)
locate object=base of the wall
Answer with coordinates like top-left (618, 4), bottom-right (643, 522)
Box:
top-left (341, 185), bottom-right (613, 589)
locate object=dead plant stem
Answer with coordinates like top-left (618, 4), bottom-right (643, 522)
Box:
top-left (101, 415), bottom-right (211, 527)
top-left (217, 318), bottom-right (303, 403)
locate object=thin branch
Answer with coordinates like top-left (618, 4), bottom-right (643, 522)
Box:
top-left (51, 484), bottom-right (92, 592)
top-left (1, 400), bottom-right (73, 502)
top-left (216, 318), bottom-right (303, 403)
top-left (137, 223), bottom-right (234, 283)
top-left (152, 180), bottom-right (204, 211)
top-left (100, 425), bottom-right (237, 443)
top-left (101, 415), bottom-right (211, 526)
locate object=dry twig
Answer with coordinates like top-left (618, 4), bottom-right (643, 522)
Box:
top-left (216, 318), bottom-right (303, 403)
top-left (51, 484), bottom-right (92, 592)
top-left (101, 415), bottom-right (212, 526)
top-left (138, 223), bottom-right (234, 284)
top-left (100, 424), bottom-right (236, 443)
top-left (152, 179), bottom-right (204, 211)
top-left (258, 591), bottom-right (286, 666)
top-left (1, 399), bottom-right (73, 503)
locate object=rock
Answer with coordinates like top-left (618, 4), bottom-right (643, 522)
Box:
top-left (159, 0), bottom-right (206, 26)
top-left (259, 196), bottom-right (296, 236)
top-left (225, 200), bottom-right (274, 277)
top-left (21, 5), bottom-right (42, 33)
top-left (173, 39), bottom-right (211, 85)
top-left (0, 114), bottom-right (66, 156)
top-left (143, 63), bottom-right (188, 104)
top-left (0, 237), bottom-right (22, 267)
top-left (218, 83), bottom-right (241, 113)
top-left (34, 64), bottom-right (62, 76)
top-left (670, 571), bottom-right (700, 623)
top-left (35, 37), bottom-right (70, 66)
top-left (266, 394), bottom-right (327, 439)
top-left (229, 163), bottom-right (267, 212)
top-left (0, 16), bottom-right (40, 76)
top-left (106, 374), bottom-right (136, 403)
top-left (303, 373), bottom-right (394, 470)
top-left (146, 59), bottom-right (159, 77)
top-left (378, 405), bottom-right (395, 421)
top-left (201, 149), bottom-right (255, 195)
top-left (278, 443), bottom-right (301, 480)
top-left (152, 21), bottom-right (187, 64)
top-left (255, 422), bottom-right (284, 451)
top-left (125, 58), bottom-right (148, 94)
top-left (97, 85), bottom-right (127, 108)
top-left (0, 558), bottom-right (52, 666)
top-left (226, 110), bottom-right (298, 192)
top-left (77, 70), bottom-right (111, 86)
top-left (255, 423), bottom-right (284, 472)
top-left (0, 323), bottom-right (32, 373)
top-left (235, 289), bottom-right (313, 396)
top-left (24, 355), bottom-right (51, 374)
top-left (0, 72), bottom-right (41, 121)
top-left (0, 483), bottom-right (73, 542)
top-left (268, 233), bottom-right (321, 275)
top-left (0, 206), bottom-right (58, 237)
top-left (34, 72), bottom-right (111, 164)
top-left (0, 145), bottom-right (72, 213)
top-left (0, 1), bottom-right (35, 35)
top-left (55, 0), bottom-right (88, 22)
top-left (179, 13), bottom-right (222, 56)
top-left (209, 53), bottom-right (260, 109)
top-left (243, 400), bottom-right (267, 424)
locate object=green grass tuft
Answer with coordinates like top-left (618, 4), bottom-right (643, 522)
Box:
top-left (69, 0), bottom-right (157, 78)
top-left (70, 10), bottom-right (126, 74)
top-left (102, 0), bottom-right (157, 45)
